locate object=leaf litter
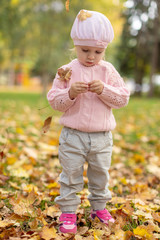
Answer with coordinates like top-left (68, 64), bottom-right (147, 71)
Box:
top-left (0, 99), bottom-right (160, 240)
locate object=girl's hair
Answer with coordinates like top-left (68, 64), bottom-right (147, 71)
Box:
top-left (69, 47), bottom-right (77, 61)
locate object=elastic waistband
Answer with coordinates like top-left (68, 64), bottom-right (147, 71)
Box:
top-left (63, 126), bottom-right (110, 136)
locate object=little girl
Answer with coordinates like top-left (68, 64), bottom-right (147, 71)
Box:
top-left (47, 9), bottom-right (130, 234)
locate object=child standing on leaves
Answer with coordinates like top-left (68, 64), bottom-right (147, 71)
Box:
top-left (47, 9), bottom-right (130, 234)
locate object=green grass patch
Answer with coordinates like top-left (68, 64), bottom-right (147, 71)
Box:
top-left (0, 91), bottom-right (60, 119)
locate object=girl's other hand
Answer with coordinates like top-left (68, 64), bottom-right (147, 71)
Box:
top-left (88, 80), bottom-right (104, 95)
top-left (69, 82), bottom-right (88, 99)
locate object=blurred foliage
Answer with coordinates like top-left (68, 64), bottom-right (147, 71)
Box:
top-left (0, 93), bottom-right (160, 239)
top-left (0, 0), bottom-right (125, 83)
top-left (116, 0), bottom-right (160, 96)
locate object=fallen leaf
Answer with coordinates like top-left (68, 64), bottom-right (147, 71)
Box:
top-left (42, 116), bottom-right (52, 134)
top-left (0, 151), bottom-right (4, 160)
top-left (152, 212), bottom-right (160, 223)
top-left (0, 174), bottom-right (9, 182)
top-left (133, 225), bottom-right (155, 240)
top-left (39, 225), bottom-right (57, 240)
top-left (0, 220), bottom-right (15, 228)
top-left (65, 0), bottom-right (69, 12)
top-left (78, 10), bottom-right (92, 21)
top-left (57, 67), bottom-right (72, 82)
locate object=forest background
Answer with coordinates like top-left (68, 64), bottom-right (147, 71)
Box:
top-left (0, 0), bottom-right (160, 97)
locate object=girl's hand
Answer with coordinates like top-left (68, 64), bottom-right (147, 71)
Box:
top-left (88, 80), bottom-right (104, 95)
top-left (69, 82), bottom-right (88, 99)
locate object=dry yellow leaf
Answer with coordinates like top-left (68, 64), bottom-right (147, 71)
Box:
top-left (47, 182), bottom-right (59, 189)
top-left (40, 226), bottom-right (57, 240)
top-left (7, 156), bottom-right (17, 165)
top-left (119, 177), bottom-right (127, 185)
top-left (0, 220), bottom-right (15, 228)
top-left (78, 10), bottom-right (92, 21)
top-left (16, 127), bottom-right (24, 134)
top-left (93, 229), bottom-right (105, 239)
top-left (43, 205), bottom-right (59, 218)
top-left (133, 226), bottom-right (154, 240)
top-left (109, 229), bottom-right (126, 240)
top-left (49, 189), bottom-right (59, 196)
top-left (22, 184), bottom-right (38, 193)
top-left (133, 154), bottom-right (145, 163)
top-left (134, 167), bottom-right (143, 174)
top-left (93, 232), bottom-right (100, 240)
top-left (9, 181), bottom-right (21, 190)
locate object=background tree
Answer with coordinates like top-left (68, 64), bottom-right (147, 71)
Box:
top-left (117, 0), bottom-right (160, 96)
top-left (0, 0), bottom-right (125, 94)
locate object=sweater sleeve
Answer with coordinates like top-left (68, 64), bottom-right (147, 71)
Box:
top-left (98, 63), bottom-right (130, 109)
top-left (47, 71), bottom-right (76, 112)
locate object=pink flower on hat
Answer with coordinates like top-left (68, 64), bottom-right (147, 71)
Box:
top-left (71, 10), bottom-right (114, 48)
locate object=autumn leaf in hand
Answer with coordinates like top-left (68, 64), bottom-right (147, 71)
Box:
top-left (57, 67), bottom-right (72, 82)
top-left (42, 116), bottom-right (52, 134)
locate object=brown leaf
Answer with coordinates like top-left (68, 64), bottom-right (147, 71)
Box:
top-left (0, 151), bottom-right (4, 160)
top-left (0, 174), bottom-right (9, 182)
top-left (42, 116), bottom-right (52, 134)
top-left (57, 67), bottom-right (72, 82)
top-left (77, 226), bottom-right (88, 235)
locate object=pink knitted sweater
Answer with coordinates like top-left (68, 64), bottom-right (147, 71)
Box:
top-left (47, 59), bottom-right (130, 132)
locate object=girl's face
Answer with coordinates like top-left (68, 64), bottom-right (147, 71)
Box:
top-left (75, 45), bottom-right (105, 67)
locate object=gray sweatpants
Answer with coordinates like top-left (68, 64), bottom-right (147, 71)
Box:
top-left (55, 127), bottom-right (113, 212)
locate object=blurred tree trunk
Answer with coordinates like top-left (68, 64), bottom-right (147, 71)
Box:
top-left (134, 64), bottom-right (145, 96)
top-left (41, 73), bottom-right (49, 96)
top-left (148, 1), bottom-right (160, 97)
top-left (134, 30), bottom-right (145, 96)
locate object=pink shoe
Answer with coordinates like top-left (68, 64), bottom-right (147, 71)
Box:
top-left (59, 213), bottom-right (77, 234)
top-left (91, 209), bottom-right (115, 225)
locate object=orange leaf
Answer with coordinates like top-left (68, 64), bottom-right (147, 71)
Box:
top-left (42, 116), bottom-right (52, 133)
top-left (152, 212), bottom-right (160, 223)
top-left (65, 0), bottom-right (69, 12)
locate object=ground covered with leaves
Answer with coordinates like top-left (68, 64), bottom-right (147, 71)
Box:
top-left (0, 92), bottom-right (160, 240)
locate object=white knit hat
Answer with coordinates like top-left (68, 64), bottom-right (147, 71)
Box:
top-left (70, 9), bottom-right (114, 48)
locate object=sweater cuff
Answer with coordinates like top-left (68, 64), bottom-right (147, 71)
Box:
top-left (61, 88), bottom-right (76, 105)
top-left (99, 83), bottom-right (130, 98)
